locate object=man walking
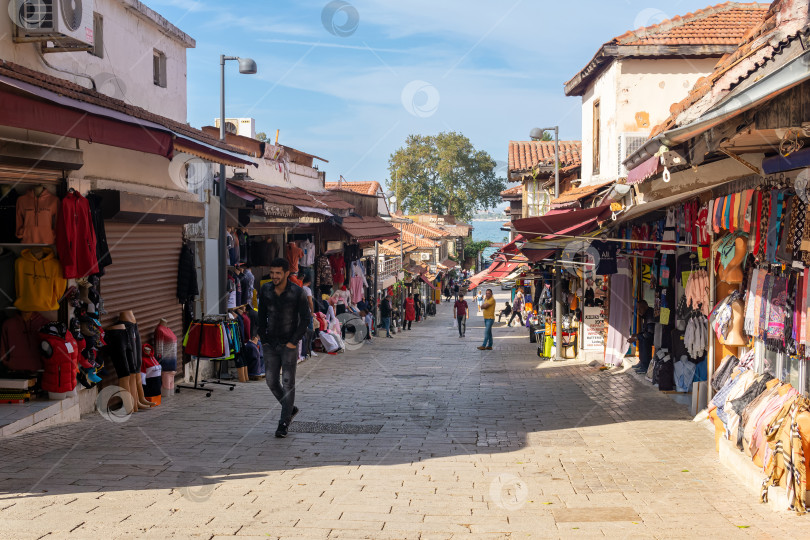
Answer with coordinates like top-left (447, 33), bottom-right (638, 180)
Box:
top-left (630, 300), bottom-right (655, 373)
top-left (258, 257), bottom-right (311, 438)
top-left (380, 292), bottom-right (393, 338)
top-left (478, 289), bottom-right (496, 350)
top-left (454, 293), bottom-right (469, 338)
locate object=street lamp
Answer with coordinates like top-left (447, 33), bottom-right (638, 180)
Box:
top-left (219, 55), bottom-right (257, 315)
top-left (529, 126), bottom-right (562, 361)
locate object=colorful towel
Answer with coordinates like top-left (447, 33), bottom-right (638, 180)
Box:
top-left (766, 276), bottom-right (788, 346)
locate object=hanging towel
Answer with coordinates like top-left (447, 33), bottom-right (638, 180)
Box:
top-left (743, 268), bottom-right (759, 335)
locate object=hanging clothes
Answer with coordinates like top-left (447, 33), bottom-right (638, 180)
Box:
top-left (56, 190), bottom-right (99, 279)
top-left (604, 258), bottom-right (632, 367)
top-left (85, 193), bottom-right (112, 274)
top-left (14, 248), bottom-right (67, 311)
top-left (16, 188), bottom-right (58, 244)
top-left (154, 322), bottom-right (178, 372)
top-left (286, 242), bottom-right (304, 275)
top-left (349, 260), bottom-right (368, 302)
top-left (177, 242), bottom-right (199, 304)
top-left (0, 188), bottom-right (19, 243)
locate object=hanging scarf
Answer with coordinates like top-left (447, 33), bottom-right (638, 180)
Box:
top-left (791, 198), bottom-right (806, 261)
top-left (757, 190), bottom-right (771, 258)
top-left (743, 267), bottom-right (760, 335)
top-left (766, 275), bottom-right (788, 347)
top-left (776, 196), bottom-right (794, 263)
top-left (761, 396), bottom-right (810, 514)
top-left (742, 189), bottom-right (756, 232)
top-left (804, 268), bottom-right (810, 347)
top-left (784, 272), bottom-right (796, 352)
top-left (758, 273), bottom-right (772, 340)
top-left (766, 190), bottom-right (783, 263)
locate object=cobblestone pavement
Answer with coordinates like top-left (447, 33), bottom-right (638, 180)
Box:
top-left (1, 291), bottom-right (808, 539)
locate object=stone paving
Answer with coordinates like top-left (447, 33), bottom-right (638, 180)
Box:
top-left (1, 290), bottom-right (808, 539)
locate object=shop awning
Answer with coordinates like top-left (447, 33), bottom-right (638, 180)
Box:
top-left (467, 258), bottom-right (522, 289)
top-left (0, 62), bottom-right (255, 167)
top-left (420, 275), bottom-right (439, 290)
top-left (512, 205), bottom-right (612, 240)
top-left (626, 155), bottom-right (661, 185)
top-left (336, 215), bottom-right (400, 242)
top-left (437, 259), bottom-right (457, 270)
top-left (522, 248), bottom-right (557, 263)
top-left (550, 181), bottom-right (614, 209)
top-left (229, 179), bottom-right (354, 215)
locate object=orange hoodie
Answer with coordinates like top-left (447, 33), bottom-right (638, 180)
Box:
top-left (14, 248), bottom-right (67, 312)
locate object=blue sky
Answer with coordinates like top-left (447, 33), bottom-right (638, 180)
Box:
top-left (149, 0), bottom-right (728, 193)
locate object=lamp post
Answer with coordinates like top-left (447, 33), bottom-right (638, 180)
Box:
top-left (218, 55), bottom-right (257, 315)
top-left (529, 126), bottom-right (561, 361)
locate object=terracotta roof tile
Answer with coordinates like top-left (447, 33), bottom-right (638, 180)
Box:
top-left (337, 215), bottom-right (400, 241)
top-left (508, 141), bottom-right (582, 173)
top-left (324, 181), bottom-right (381, 196)
top-left (0, 60), bottom-right (246, 155)
top-left (393, 222), bottom-right (451, 239)
top-left (647, 0), bottom-right (800, 139)
top-left (500, 185), bottom-right (522, 197)
top-left (613, 2), bottom-right (769, 46)
top-left (396, 229), bottom-right (440, 248)
top-left (550, 180), bottom-right (614, 205)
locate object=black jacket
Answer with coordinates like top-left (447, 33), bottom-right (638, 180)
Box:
top-left (177, 243), bottom-right (199, 303)
top-left (257, 280), bottom-right (311, 347)
top-left (380, 298), bottom-right (392, 318)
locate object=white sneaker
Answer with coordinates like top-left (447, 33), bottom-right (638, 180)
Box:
top-left (311, 352), bottom-right (319, 357)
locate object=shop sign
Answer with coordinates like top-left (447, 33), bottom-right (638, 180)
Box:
top-left (582, 306), bottom-right (605, 350)
top-left (363, 247), bottom-right (376, 257)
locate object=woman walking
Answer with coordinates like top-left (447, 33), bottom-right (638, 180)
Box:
top-left (404, 293), bottom-right (416, 330)
top-left (476, 290), bottom-right (484, 314)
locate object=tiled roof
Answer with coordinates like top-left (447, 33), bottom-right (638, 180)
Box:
top-left (337, 215), bottom-right (400, 241)
top-left (228, 179), bottom-right (354, 212)
top-left (393, 222), bottom-right (451, 239)
top-left (564, 2), bottom-right (769, 96)
top-left (613, 2), bottom-right (769, 46)
top-left (649, 0), bottom-right (802, 138)
top-left (324, 181), bottom-right (381, 196)
top-left (0, 60), bottom-right (246, 156)
top-left (550, 181), bottom-right (614, 205)
top-left (508, 141), bottom-right (582, 173)
top-left (397, 229), bottom-right (440, 248)
top-left (500, 185), bottom-right (522, 198)
top-left (439, 225), bottom-right (472, 237)
top-left (380, 239), bottom-right (418, 255)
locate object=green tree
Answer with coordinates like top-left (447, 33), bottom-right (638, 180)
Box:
top-left (388, 132), bottom-right (505, 221)
top-left (537, 131), bottom-right (553, 142)
top-left (464, 240), bottom-right (491, 261)
top-left (256, 132), bottom-right (269, 142)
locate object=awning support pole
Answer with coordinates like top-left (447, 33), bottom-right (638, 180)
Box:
top-left (515, 231), bottom-right (706, 249)
top-left (707, 234), bottom-right (717, 403)
top-left (555, 267), bottom-right (562, 362)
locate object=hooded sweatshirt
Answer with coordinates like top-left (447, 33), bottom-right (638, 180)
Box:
top-left (14, 248), bottom-right (67, 311)
top-left (16, 188), bottom-right (58, 244)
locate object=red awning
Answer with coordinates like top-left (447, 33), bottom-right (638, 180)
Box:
top-left (420, 275), bottom-right (438, 290)
top-left (488, 261), bottom-right (522, 280)
top-left (512, 205), bottom-right (611, 240)
top-left (522, 249), bottom-right (557, 263)
top-left (627, 155), bottom-right (661, 185)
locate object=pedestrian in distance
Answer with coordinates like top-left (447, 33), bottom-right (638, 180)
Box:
top-left (414, 293), bottom-right (423, 322)
top-left (258, 257), bottom-right (310, 438)
top-left (404, 293), bottom-right (416, 330)
top-left (443, 284), bottom-right (451, 302)
top-left (476, 289), bottom-right (484, 314)
top-left (478, 289), bottom-right (496, 350)
top-left (380, 292), bottom-right (393, 338)
top-left (497, 301), bottom-right (512, 323)
top-left (507, 290), bottom-right (525, 327)
top-left (629, 299), bottom-right (655, 373)
top-left (454, 293), bottom-right (469, 338)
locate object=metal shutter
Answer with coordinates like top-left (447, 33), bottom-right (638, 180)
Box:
top-left (100, 223), bottom-right (184, 353)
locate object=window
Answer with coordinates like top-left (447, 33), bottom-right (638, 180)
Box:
top-left (592, 99), bottom-right (601, 175)
top-left (153, 50), bottom-right (167, 88)
top-left (90, 13), bottom-right (103, 58)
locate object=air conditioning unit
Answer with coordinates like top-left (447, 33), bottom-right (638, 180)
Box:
top-left (214, 118), bottom-right (256, 139)
top-left (10, 0), bottom-right (95, 50)
top-left (420, 253), bottom-right (430, 261)
top-left (618, 133), bottom-right (648, 177)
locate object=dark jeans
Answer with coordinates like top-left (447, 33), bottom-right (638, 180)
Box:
top-left (508, 311), bottom-right (524, 327)
top-left (406, 320), bottom-right (412, 330)
top-left (382, 316), bottom-right (391, 337)
top-left (263, 343), bottom-right (298, 424)
top-left (637, 338), bottom-right (653, 371)
top-left (457, 315), bottom-right (466, 337)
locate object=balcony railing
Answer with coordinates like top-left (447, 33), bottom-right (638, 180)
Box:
top-left (378, 256), bottom-right (401, 281)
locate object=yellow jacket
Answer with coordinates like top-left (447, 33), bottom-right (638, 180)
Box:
top-left (482, 296), bottom-right (496, 319)
top-left (14, 248), bottom-right (67, 312)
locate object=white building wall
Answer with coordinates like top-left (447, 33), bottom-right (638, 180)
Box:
top-left (0, 0), bottom-right (193, 123)
top-left (579, 57), bottom-right (719, 186)
top-left (228, 161), bottom-right (324, 192)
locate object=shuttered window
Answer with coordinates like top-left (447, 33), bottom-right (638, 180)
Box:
top-left (99, 223), bottom-right (184, 353)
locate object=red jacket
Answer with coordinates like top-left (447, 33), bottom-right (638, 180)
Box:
top-left (40, 331), bottom-right (78, 394)
top-left (56, 191), bottom-right (98, 278)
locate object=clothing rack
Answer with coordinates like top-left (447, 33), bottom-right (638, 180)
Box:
top-left (176, 315), bottom-right (237, 397)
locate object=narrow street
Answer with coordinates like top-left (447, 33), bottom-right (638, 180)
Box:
top-left (0, 291), bottom-right (805, 539)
